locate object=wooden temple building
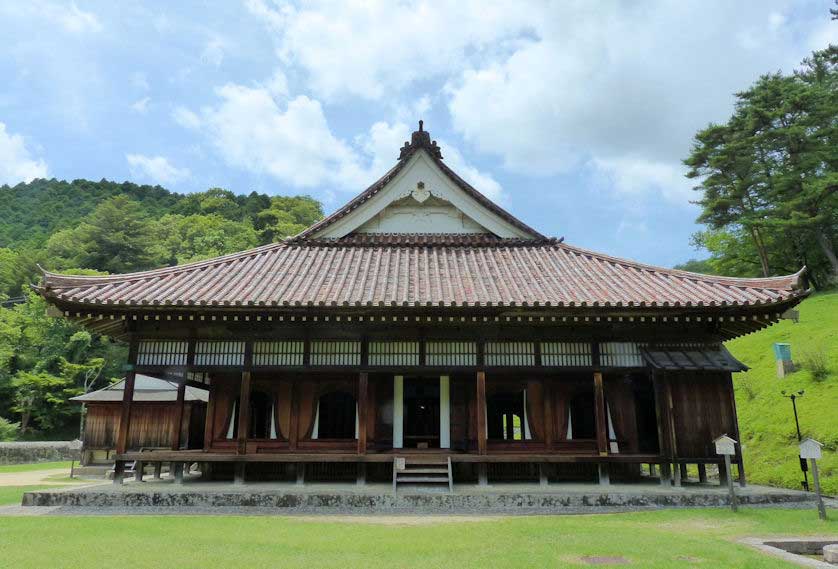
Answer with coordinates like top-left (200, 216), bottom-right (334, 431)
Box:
top-left (37, 123), bottom-right (808, 488)
top-left (72, 374), bottom-right (208, 466)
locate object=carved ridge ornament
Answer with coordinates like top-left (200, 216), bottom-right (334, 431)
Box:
top-left (410, 181), bottom-right (431, 203)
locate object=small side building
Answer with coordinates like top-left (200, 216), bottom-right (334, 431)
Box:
top-left (72, 375), bottom-right (208, 465)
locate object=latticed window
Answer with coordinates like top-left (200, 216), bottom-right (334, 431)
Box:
top-left (252, 341), bottom-right (305, 366)
top-left (484, 342), bottom-right (535, 367)
top-left (186, 371), bottom-right (210, 385)
top-left (309, 340), bottom-right (361, 366)
top-left (425, 341), bottom-right (478, 366)
top-left (368, 341), bottom-right (419, 366)
top-left (136, 340), bottom-right (188, 366)
top-left (194, 341), bottom-right (246, 366)
top-left (541, 342), bottom-right (593, 367)
top-left (599, 342), bottom-right (644, 367)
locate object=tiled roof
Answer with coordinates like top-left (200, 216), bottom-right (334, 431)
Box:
top-left (39, 239), bottom-right (807, 310)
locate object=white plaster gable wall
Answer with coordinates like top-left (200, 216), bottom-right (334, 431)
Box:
top-left (314, 150), bottom-right (532, 238)
top-left (356, 199), bottom-right (487, 234)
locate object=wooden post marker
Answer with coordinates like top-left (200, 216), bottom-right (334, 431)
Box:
top-left (799, 438), bottom-right (827, 520)
top-left (714, 434), bottom-right (738, 512)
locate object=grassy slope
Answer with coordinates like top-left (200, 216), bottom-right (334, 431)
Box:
top-left (0, 509), bottom-right (834, 568)
top-left (727, 291), bottom-right (838, 494)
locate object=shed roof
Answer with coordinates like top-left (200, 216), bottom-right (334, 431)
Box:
top-left (71, 374), bottom-right (208, 403)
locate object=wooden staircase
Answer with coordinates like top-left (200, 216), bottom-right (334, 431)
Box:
top-left (393, 456), bottom-right (453, 493)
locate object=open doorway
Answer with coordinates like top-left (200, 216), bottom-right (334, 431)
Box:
top-left (403, 377), bottom-right (439, 448)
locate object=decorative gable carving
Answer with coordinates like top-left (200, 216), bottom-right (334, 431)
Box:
top-left (316, 149), bottom-right (529, 238)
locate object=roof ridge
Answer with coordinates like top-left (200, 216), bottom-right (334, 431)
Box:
top-left (554, 241), bottom-right (806, 290)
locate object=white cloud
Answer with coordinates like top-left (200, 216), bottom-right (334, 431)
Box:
top-left (201, 37), bottom-right (226, 67)
top-left (0, 122), bottom-right (48, 185)
top-left (246, 1), bottom-right (834, 203)
top-left (175, 81), bottom-right (503, 197)
top-left (130, 72), bottom-right (149, 91)
top-left (246, 0), bottom-right (535, 101)
top-left (126, 154), bottom-right (190, 185)
top-left (438, 141), bottom-right (504, 202)
top-left (49, 1), bottom-right (102, 34)
top-left (591, 156), bottom-right (692, 203)
top-left (183, 83), bottom-right (367, 189)
top-left (172, 106), bottom-right (202, 130)
top-left (130, 97), bottom-right (150, 114)
top-left (445, 2), bottom-right (836, 200)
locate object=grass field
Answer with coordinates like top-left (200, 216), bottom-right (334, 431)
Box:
top-left (0, 485), bottom-right (59, 506)
top-left (728, 291), bottom-right (838, 494)
top-left (0, 461), bottom-right (73, 473)
top-left (0, 508), bottom-right (833, 568)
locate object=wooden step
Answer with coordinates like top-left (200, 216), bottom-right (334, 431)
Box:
top-left (396, 476), bottom-right (451, 483)
top-left (399, 467), bottom-right (448, 474)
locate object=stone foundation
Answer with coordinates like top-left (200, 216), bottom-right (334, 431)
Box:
top-left (22, 484), bottom-right (815, 514)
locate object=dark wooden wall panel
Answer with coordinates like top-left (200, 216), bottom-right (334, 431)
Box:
top-left (669, 372), bottom-right (737, 458)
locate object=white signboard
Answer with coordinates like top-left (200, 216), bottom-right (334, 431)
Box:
top-left (799, 438), bottom-right (823, 460)
top-left (714, 435), bottom-right (737, 456)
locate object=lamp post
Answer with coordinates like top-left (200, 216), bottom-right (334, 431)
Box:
top-left (781, 390), bottom-right (809, 491)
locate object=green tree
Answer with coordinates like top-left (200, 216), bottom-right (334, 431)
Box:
top-left (45, 195), bottom-right (161, 273)
top-left (0, 417), bottom-right (18, 441)
top-left (257, 195), bottom-right (324, 242)
top-left (685, 46), bottom-right (838, 285)
top-left (154, 213), bottom-right (259, 265)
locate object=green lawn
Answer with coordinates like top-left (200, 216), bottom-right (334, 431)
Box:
top-left (0, 508), bottom-right (833, 568)
top-left (0, 461), bottom-right (73, 473)
top-left (0, 485), bottom-right (59, 506)
top-left (727, 291), bottom-right (838, 494)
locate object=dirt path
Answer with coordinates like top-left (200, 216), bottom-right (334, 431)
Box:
top-left (0, 469), bottom-right (78, 486)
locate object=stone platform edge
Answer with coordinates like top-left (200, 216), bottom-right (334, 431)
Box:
top-left (21, 489), bottom-right (816, 513)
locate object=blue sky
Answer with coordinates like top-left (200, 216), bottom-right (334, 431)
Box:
top-left (1, 1), bottom-right (835, 267)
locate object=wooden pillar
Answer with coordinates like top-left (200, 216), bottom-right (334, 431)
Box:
top-left (651, 373), bottom-right (671, 485)
top-left (203, 382), bottom-right (216, 451)
top-left (171, 380), bottom-right (187, 451)
top-left (393, 375), bottom-right (404, 449)
top-left (664, 377), bottom-right (680, 487)
top-left (598, 463), bottom-right (610, 486)
top-left (234, 462), bottom-right (245, 484)
top-left (697, 463), bottom-right (707, 483)
top-left (439, 375), bottom-right (450, 449)
top-left (289, 379), bottom-right (299, 451)
top-left (679, 463), bottom-right (688, 482)
top-left (476, 371), bottom-right (487, 456)
top-left (727, 373), bottom-right (747, 489)
top-left (237, 371), bottom-right (252, 455)
top-left (593, 371), bottom-right (608, 456)
top-left (357, 372), bottom-right (368, 455)
top-left (539, 464), bottom-right (549, 487)
top-left (113, 341), bottom-right (138, 485)
top-left (134, 461), bottom-right (144, 482)
top-left (115, 371), bottom-right (136, 456)
top-left (115, 339), bottom-right (139, 456)
top-left (172, 462), bottom-right (184, 483)
top-left (543, 379), bottom-right (554, 449)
